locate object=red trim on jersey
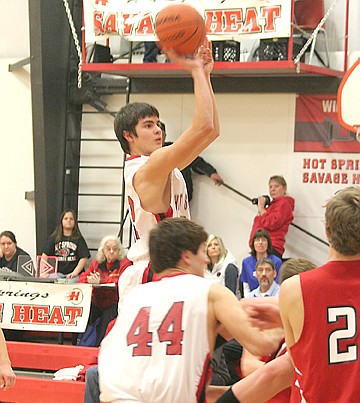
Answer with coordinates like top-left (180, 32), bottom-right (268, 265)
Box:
top-left (152, 272), bottom-right (189, 282)
top-left (126, 155), bottom-right (141, 161)
top-left (154, 206), bottom-right (174, 222)
top-left (196, 353), bottom-right (212, 403)
top-left (141, 263), bottom-right (153, 284)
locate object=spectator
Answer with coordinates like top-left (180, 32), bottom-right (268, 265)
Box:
top-left (204, 234), bottom-right (239, 297)
top-left (79, 235), bottom-right (125, 346)
top-left (164, 141), bottom-right (223, 202)
top-left (246, 258), bottom-right (280, 298)
top-left (42, 209), bottom-right (90, 284)
top-left (249, 175), bottom-right (294, 258)
top-left (0, 230), bottom-right (31, 272)
top-left (240, 229), bottom-right (282, 296)
top-left (143, 41), bottom-right (161, 63)
top-left (215, 258), bottom-right (317, 403)
top-left (222, 258), bottom-right (280, 385)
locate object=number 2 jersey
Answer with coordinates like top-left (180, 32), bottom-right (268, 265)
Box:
top-left (99, 273), bottom-right (212, 403)
top-left (290, 260), bottom-right (360, 403)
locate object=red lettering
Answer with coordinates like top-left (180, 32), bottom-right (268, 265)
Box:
top-left (104, 13), bottom-right (118, 34)
top-left (136, 15), bottom-right (155, 35)
top-left (303, 172), bottom-right (309, 183)
top-left (303, 159), bottom-right (310, 169)
top-left (338, 159), bottom-right (346, 170)
top-left (127, 307), bottom-right (152, 356)
top-left (244, 8), bottom-right (261, 33)
top-left (32, 306), bottom-right (49, 324)
top-left (261, 6), bottom-right (280, 32)
top-left (122, 14), bottom-right (135, 35)
top-left (95, 0), bottom-right (108, 5)
top-left (49, 306), bottom-right (65, 325)
top-left (205, 10), bottom-right (223, 34)
top-left (65, 306), bottom-right (83, 325)
top-left (12, 305), bottom-right (32, 323)
top-left (353, 174), bottom-right (360, 184)
top-left (93, 11), bottom-right (105, 34)
top-left (223, 10), bottom-right (243, 33)
top-left (158, 302), bottom-right (184, 355)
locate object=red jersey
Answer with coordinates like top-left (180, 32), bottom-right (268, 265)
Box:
top-left (290, 260), bottom-right (360, 402)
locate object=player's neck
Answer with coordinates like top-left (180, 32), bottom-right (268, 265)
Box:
top-left (328, 247), bottom-right (360, 262)
top-left (157, 267), bottom-right (190, 278)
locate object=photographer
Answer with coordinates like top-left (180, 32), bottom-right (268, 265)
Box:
top-left (249, 176), bottom-right (294, 258)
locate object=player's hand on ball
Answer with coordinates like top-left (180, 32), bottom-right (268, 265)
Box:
top-left (197, 38), bottom-right (214, 76)
top-left (163, 48), bottom-right (203, 71)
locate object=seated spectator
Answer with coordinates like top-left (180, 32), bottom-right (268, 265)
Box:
top-left (216, 258), bottom-right (317, 403)
top-left (240, 229), bottom-right (282, 297)
top-left (204, 234), bottom-right (240, 298)
top-left (249, 175), bottom-right (295, 258)
top-left (246, 258), bottom-right (280, 298)
top-left (222, 258), bottom-right (280, 385)
top-left (0, 230), bottom-right (31, 272)
top-left (79, 235), bottom-right (125, 347)
top-left (42, 209), bottom-right (90, 284)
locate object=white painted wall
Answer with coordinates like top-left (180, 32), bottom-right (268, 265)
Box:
top-left (1, 2), bottom-right (35, 260)
top-left (80, 93), bottom-right (333, 267)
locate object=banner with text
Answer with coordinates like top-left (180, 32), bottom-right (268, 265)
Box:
top-left (0, 282), bottom-right (92, 332)
top-left (83, 0), bottom-right (292, 42)
top-left (291, 94), bottom-right (360, 222)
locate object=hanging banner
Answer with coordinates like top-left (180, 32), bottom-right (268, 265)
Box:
top-left (83, 0), bottom-right (292, 42)
top-left (0, 281), bottom-right (92, 332)
top-left (294, 95), bottom-right (360, 154)
top-left (290, 94), bottom-right (360, 223)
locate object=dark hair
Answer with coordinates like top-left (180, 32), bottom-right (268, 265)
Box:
top-left (159, 121), bottom-right (166, 133)
top-left (149, 218), bottom-right (208, 273)
top-left (51, 209), bottom-right (83, 243)
top-left (0, 231), bottom-right (17, 244)
top-left (325, 186), bottom-right (360, 255)
top-left (255, 257), bottom-right (275, 271)
top-left (279, 258), bottom-right (316, 284)
top-left (114, 102), bottom-right (160, 154)
top-left (250, 229), bottom-right (273, 256)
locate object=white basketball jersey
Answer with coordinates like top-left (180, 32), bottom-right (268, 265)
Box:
top-left (99, 274), bottom-right (211, 403)
top-left (124, 155), bottom-right (190, 264)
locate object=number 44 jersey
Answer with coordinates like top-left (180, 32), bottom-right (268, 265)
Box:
top-left (98, 273), bottom-right (212, 403)
top-left (290, 260), bottom-right (360, 403)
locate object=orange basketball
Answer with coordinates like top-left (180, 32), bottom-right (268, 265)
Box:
top-left (155, 4), bottom-right (206, 56)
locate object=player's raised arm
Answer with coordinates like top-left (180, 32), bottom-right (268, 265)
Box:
top-left (132, 42), bottom-right (220, 213)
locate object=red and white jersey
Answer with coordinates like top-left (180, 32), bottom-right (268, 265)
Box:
top-left (125, 155), bottom-right (190, 265)
top-left (99, 273), bottom-right (212, 403)
top-left (290, 260), bottom-right (360, 403)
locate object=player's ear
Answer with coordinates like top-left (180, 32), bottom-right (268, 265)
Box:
top-left (123, 130), bottom-right (134, 143)
top-left (181, 250), bottom-right (192, 266)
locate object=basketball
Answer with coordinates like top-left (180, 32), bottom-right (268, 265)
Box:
top-left (155, 4), bottom-right (206, 56)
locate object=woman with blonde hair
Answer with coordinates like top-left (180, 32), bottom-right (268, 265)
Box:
top-left (204, 234), bottom-right (240, 298)
top-left (79, 235), bottom-right (125, 346)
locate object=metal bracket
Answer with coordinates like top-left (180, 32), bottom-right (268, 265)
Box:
top-left (8, 57), bottom-right (31, 72)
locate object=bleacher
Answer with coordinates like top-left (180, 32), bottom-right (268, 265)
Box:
top-left (1, 341), bottom-right (98, 403)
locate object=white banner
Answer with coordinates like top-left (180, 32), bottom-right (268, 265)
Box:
top-left (83, 0), bottom-right (292, 42)
top-left (0, 281), bottom-right (92, 332)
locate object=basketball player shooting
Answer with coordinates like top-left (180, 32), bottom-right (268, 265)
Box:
top-left (115, 38), bottom-right (220, 305)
